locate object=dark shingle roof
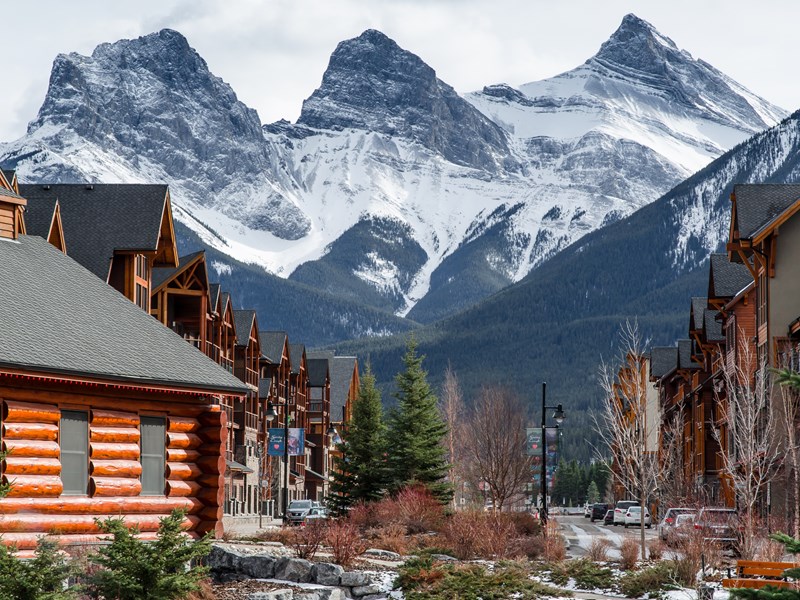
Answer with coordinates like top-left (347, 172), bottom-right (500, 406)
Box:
top-left (734, 184), bottom-right (800, 240)
top-left (2, 169), bottom-right (16, 187)
top-left (0, 235), bottom-right (247, 393)
top-left (678, 339), bottom-right (701, 370)
top-left (650, 347), bottom-right (678, 379)
top-left (22, 196), bottom-right (58, 239)
top-left (690, 297), bottom-right (707, 330)
top-left (708, 254), bottom-right (752, 299)
top-left (307, 357), bottom-right (330, 388)
top-left (704, 309), bottom-right (724, 342)
top-left (233, 310), bottom-right (257, 347)
top-left (260, 331), bottom-right (288, 364)
top-left (330, 356), bottom-right (357, 421)
top-left (19, 184), bottom-right (170, 280)
top-left (289, 344), bottom-right (305, 375)
top-left (151, 251), bottom-right (205, 291)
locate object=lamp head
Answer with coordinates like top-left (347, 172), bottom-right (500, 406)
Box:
top-left (553, 404), bottom-right (566, 426)
top-left (265, 402), bottom-right (277, 422)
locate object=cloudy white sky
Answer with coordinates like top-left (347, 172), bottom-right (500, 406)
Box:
top-left (2, 0), bottom-right (798, 141)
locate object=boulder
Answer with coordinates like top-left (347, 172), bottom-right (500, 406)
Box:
top-left (430, 553), bottom-right (458, 562)
top-left (247, 590), bottom-right (294, 600)
top-left (351, 584), bottom-right (381, 597)
top-left (207, 545), bottom-right (247, 572)
top-left (339, 571), bottom-right (370, 587)
top-left (274, 557), bottom-right (314, 583)
top-left (239, 554), bottom-right (277, 579)
top-left (295, 591), bottom-right (345, 600)
top-left (363, 549), bottom-right (401, 561)
top-left (312, 562), bottom-right (344, 586)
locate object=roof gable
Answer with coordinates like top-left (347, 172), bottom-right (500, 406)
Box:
top-left (732, 184), bottom-right (800, 241)
top-left (650, 347), bottom-right (678, 379)
top-left (330, 356), bottom-right (358, 419)
top-left (260, 331), bottom-right (289, 364)
top-left (151, 251), bottom-right (207, 293)
top-left (233, 310), bottom-right (258, 348)
top-left (307, 357), bottom-right (330, 387)
top-left (708, 253), bottom-right (753, 299)
top-left (690, 297), bottom-right (707, 331)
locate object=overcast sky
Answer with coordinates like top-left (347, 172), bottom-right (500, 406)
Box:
top-left (3, 0), bottom-right (798, 141)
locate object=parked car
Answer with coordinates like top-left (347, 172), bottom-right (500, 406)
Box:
top-left (603, 509), bottom-right (614, 525)
top-left (667, 513), bottom-right (696, 545)
top-left (584, 503), bottom-right (592, 518)
top-left (303, 507), bottom-right (329, 524)
top-left (613, 500), bottom-right (639, 525)
top-left (624, 506), bottom-right (652, 528)
top-left (286, 499), bottom-right (314, 525)
top-left (590, 503), bottom-right (609, 522)
top-left (658, 507), bottom-right (697, 541)
top-left (694, 507), bottom-right (739, 547)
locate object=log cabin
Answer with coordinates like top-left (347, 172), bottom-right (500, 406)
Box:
top-left (19, 184), bottom-right (179, 313)
top-left (0, 218), bottom-right (248, 552)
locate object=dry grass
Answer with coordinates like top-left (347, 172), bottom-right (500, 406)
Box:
top-left (542, 520), bottom-right (567, 562)
top-left (368, 523), bottom-right (409, 555)
top-left (326, 520), bottom-right (368, 568)
top-left (648, 539), bottom-right (666, 561)
top-left (619, 538), bottom-right (640, 571)
top-left (587, 538), bottom-right (610, 562)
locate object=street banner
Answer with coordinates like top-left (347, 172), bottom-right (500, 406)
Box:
top-left (526, 428), bottom-right (542, 456)
top-left (288, 427), bottom-right (305, 456)
top-left (267, 429), bottom-right (285, 456)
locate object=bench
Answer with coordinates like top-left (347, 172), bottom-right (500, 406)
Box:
top-left (722, 560), bottom-right (799, 590)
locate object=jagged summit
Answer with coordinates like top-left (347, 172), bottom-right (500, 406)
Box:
top-left (593, 14), bottom-right (685, 72)
top-left (297, 29), bottom-right (514, 172)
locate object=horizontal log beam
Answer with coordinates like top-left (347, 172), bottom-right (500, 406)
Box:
top-left (168, 416), bottom-right (200, 433)
top-left (90, 477), bottom-right (142, 497)
top-left (166, 432), bottom-right (202, 450)
top-left (90, 409), bottom-right (139, 428)
top-left (2, 422), bottom-right (58, 441)
top-left (166, 480), bottom-right (201, 497)
top-left (3, 439), bottom-right (60, 458)
top-left (3, 401), bottom-right (60, 424)
top-left (90, 460), bottom-right (142, 478)
top-left (4, 475), bottom-right (63, 497)
top-left (166, 448), bottom-right (200, 463)
top-left (196, 455), bottom-right (224, 475)
top-left (4, 457), bottom-right (61, 476)
top-left (90, 426), bottom-right (140, 444)
top-left (166, 462), bottom-right (201, 480)
top-left (90, 442), bottom-right (140, 461)
top-left (0, 513), bottom-right (199, 534)
top-left (0, 496), bottom-right (202, 515)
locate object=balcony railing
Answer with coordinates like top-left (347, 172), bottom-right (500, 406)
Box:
top-left (309, 402), bottom-right (323, 413)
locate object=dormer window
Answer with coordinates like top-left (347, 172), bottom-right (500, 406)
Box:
top-left (134, 254), bottom-right (150, 311)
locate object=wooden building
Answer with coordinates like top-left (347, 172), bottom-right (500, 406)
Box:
top-left (306, 357), bottom-right (332, 502)
top-left (0, 219), bottom-right (247, 551)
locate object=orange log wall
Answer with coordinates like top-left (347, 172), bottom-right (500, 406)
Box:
top-left (0, 387), bottom-right (227, 549)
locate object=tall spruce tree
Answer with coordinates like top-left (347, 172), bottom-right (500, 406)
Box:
top-left (327, 365), bottom-right (388, 514)
top-left (387, 336), bottom-right (452, 502)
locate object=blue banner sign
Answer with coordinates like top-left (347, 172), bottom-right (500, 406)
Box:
top-left (268, 429), bottom-right (285, 456)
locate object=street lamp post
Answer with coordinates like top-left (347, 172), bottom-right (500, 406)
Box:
top-left (261, 402), bottom-right (277, 527)
top-left (540, 382), bottom-right (565, 528)
top-left (282, 377), bottom-right (290, 523)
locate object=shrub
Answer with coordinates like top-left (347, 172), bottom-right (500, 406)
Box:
top-left (370, 523), bottom-right (409, 555)
top-left (254, 526), bottom-right (295, 545)
top-left (543, 520), bottom-right (567, 562)
top-left (506, 512), bottom-right (542, 537)
top-left (648, 539), bottom-right (666, 561)
top-left (396, 558), bottom-right (570, 599)
top-left (618, 562), bottom-right (678, 598)
top-left (375, 486), bottom-right (445, 534)
top-left (671, 527), bottom-right (723, 586)
top-left (587, 538), bottom-right (610, 562)
top-left (84, 509), bottom-right (211, 600)
top-left (567, 559), bottom-right (616, 591)
top-left (0, 538), bottom-right (75, 600)
top-left (288, 520), bottom-right (326, 560)
top-left (348, 502), bottom-right (381, 530)
top-left (619, 538), bottom-right (640, 571)
top-left (514, 535), bottom-right (545, 560)
top-left (185, 578), bottom-right (216, 600)
top-left (326, 520), bottom-right (368, 567)
top-left (440, 510), bottom-right (523, 560)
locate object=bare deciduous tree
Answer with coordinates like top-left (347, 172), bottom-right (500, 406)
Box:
top-left (463, 385), bottom-right (533, 512)
top-left (713, 335), bottom-right (779, 559)
top-left (440, 364), bottom-right (467, 509)
top-left (595, 321), bottom-right (667, 560)
top-left (776, 369), bottom-right (800, 538)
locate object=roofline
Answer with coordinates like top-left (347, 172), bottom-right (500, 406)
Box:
top-left (0, 364), bottom-right (248, 397)
top-left (751, 196), bottom-right (800, 245)
top-left (722, 280), bottom-right (755, 312)
top-left (151, 251), bottom-right (206, 294)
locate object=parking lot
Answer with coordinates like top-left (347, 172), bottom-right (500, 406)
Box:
top-left (555, 514), bottom-right (658, 558)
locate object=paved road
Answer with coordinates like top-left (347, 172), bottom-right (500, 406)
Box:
top-left (554, 514), bottom-right (658, 558)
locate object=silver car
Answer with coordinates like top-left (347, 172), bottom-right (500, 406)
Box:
top-left (658, 507), bottom-right (696, 541)
top-left (286, 499), bottom-right (314, 525)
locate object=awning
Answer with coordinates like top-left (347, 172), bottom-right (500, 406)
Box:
top-left (226, 459), bottom-right (254, 474)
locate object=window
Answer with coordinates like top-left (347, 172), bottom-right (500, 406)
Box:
top-left (140, 417), bottom-right (166, 495)
top-left (757, 271), bottom-right (767, 328)
top-left (134, 254), bottom-right (150, 311)
top-left (61, 410), bottom-right (89, 495)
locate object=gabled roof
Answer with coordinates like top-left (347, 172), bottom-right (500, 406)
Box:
top-left (22, 196), bottom-right (58, 239)
top-left (233, 310), bottom-right (257, 347)
top-left (260, 331), bottom-right (288, 364)
top-left (290, 344), bottom-right (306, 375)
top-left (708, 254), bottom-right (752, 299)
top-left (209, 283), bottom-right (221, 314)
top-left (0, 235), bottom-right (247, 394)
top-left (733, 184), bottom-right (800, 240)
top-left (18, 183), bottom-right (176, 281)
top-left (330, 356), bottom-right (357, 421)
top-left (307, 358), bottom-right (330, 388)
top-left (650, 347), bottom-right (678, 379)
top-left (151, 251), bottom-right (206, 292)
top-left (690, 297), bottom-right (707, 331)
top-left (703, 309), bottom-right (724, 343)
top-left (1, 169), bottom-right (16, 191)
top-left (677, 339), bottom-right (701, 370)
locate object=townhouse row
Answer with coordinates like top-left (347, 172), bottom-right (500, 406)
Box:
top-left (0, 171), bottom-right (359, 547)
top-left (629, 184), bottom-right (800, 522)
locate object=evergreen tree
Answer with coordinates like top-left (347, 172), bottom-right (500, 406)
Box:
top-left (328, 365), bottom-right (388, 514)
top-left (586, 480), bottom-right (600, 504)
top-left (386, 336), bottom-right (452, 502)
